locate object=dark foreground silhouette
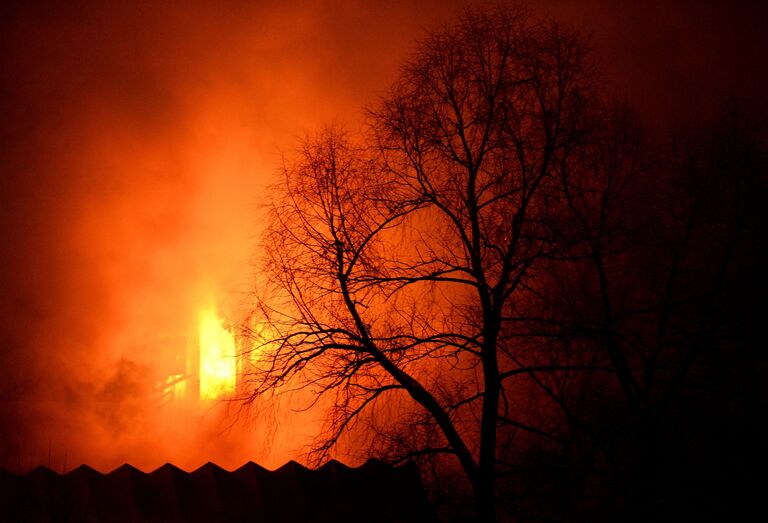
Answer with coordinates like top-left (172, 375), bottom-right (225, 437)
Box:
top-left (0, 459), bottom-right (436, 522)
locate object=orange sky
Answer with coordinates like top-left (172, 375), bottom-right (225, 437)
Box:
top-left (1, 0), bottom-right (765, 473)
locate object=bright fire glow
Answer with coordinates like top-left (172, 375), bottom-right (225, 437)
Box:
top-left (198, 307), bottom-right (236, 400)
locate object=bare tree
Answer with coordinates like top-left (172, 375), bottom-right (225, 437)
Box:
top-left (246, 7), bottom-right (599, 522)
top-left (242, 3), bottom-right (768, 519)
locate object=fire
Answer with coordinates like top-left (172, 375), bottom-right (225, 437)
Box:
top-left (198, 307), bottom-right (236, 400)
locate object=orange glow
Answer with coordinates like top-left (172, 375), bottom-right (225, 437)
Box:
top-left (0, 1), bottom-right (461, 474)
top-left (198, 307), bottom-right (236, 401)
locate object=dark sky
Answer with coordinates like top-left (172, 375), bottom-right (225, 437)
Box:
top-left (1, 0), bottom-right (765, 472)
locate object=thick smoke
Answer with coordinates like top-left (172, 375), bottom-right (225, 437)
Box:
top-left (0, 0), bottom-right (765, 472)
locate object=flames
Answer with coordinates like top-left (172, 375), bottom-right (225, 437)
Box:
top-left (198, 306), bottom-right (237, 401)
top-left (157, 304), bottom-right (268, 404)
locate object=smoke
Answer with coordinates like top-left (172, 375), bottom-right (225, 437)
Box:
top-left (0, 0), bottom-right (472, 473)
top-left (1, 0), bottom-right (765, 472)
top-left (550, 0), bottom-right (768, 124)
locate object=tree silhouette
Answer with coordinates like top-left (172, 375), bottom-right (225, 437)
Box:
top-left (246, 7), bottom-right (598, 522)
top-left (244, 6), bottom-right (768, 523)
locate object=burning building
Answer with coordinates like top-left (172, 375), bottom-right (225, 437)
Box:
top-left (156, 307), bottom-right (249, 404)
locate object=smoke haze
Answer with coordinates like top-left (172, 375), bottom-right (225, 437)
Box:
top-left (1, 0), bottom-right (765, 472)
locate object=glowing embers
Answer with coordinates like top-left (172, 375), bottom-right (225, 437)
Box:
top-left (198, 307), bottom-right (236, 400)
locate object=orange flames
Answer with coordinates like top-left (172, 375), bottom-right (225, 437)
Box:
top-left (198, 306), bottom-right (237, 401)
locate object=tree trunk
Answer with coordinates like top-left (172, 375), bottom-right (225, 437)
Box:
top-left (476, 324), bottom-right (501, 523)
top-left (474, 472), bottom-right (498, 523)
